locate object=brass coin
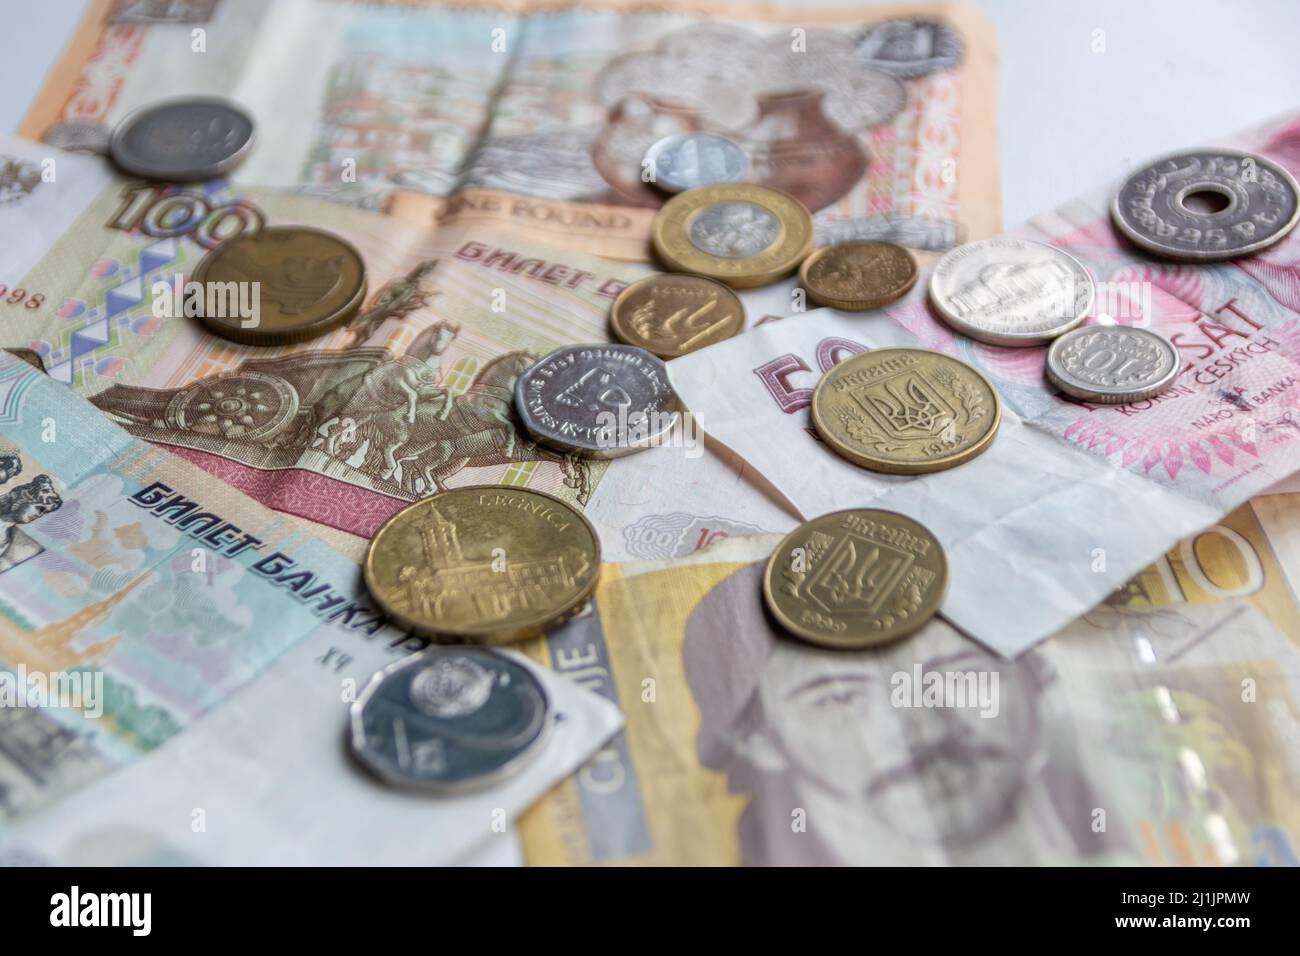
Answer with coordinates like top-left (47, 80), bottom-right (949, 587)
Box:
top-left (798, 241), bottom-right (918, 311)
top-left (363, 486), bottom-right (600, 644)
top-left (609, 273), bottom-right (745, 358)
top-left (650, 183), bottom-right (814, 289)
top-left (763, 509), bottom-right (947, 648)
top-left (811, 348), bottom-right (1001, 474)
top-left (192, 226), bottom-right (367, 345)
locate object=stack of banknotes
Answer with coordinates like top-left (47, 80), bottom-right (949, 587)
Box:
top-left (0, 0), bottom-right (1298, 866)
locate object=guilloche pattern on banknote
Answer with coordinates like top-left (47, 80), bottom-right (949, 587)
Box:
top-left (518, 528), bottom-right (1300, 866)
top-left (20, 0), bottom-right (1001, 259)
top-left (0, 353), bottom-right (396, 822)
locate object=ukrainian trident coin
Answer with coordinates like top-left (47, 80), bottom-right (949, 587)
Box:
top-left (610, 274), bottom-right (745, 358)
top-left (364, 486), bottom-right (600, 644)
top-left (109, 96), bottom-right (255, 181)
top-left (515, 344), bottom-right (679, 458)
top-left (811, 348), bottom-right (1001, 474)
top-left (191, 226), bottom-right (367, 345)
top-left (928, 237), bottom-right (1095, 346)
top-left (763, 509), bottom-right (948, 648)
top-left (643, 133), bottom-right (750, 194)
top-left (350, 648), bottom-right (550, 793)
top-left (1112, 149), bottom-right (1300, 261)
top-left (799, 241), bottom-right (919, 311)
top-left (1046, 325), bottom-right (1180, 404)
top-left (651, 183), bottom-right (814, 288)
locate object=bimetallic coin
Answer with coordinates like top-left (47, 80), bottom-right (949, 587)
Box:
top-left (110, 97), bottom-right (255, 181)
top-left (1113, 149), bottom-right (1300, 261)
top-left (349, 648), bottom-right (550, 793)
top-left (515, 344), bottom-right (678, 458)
top-left (929, 237), bottom-right (1094, 346)
top-left (799, 241), bottom-right (918, 311)
top-left (364, 486), bottom-right (600, 644)
top-left (651, 183), bottom-right (814, 289)
top-left (764, 509), bottom-right (948, 648)
top-left (811, 347), bottom-right (1001, 474)
top-left (610, 274), bottom-right (745, 358)
top-left (644, 133), bottom-right (749, 194)
top-left (191, 226), bottom-right (367, 345)
top-left (1046, 325), bottom-right (1180, 404)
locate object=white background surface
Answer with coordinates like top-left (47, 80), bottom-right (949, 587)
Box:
top-left (3, 0), bottom-right (1300, 226)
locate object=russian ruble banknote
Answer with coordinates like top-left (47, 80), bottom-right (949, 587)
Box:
top-left (0, 350), bottom-right (622, 862)
top-left (516, 497), bottom-right (1300, 866)
top-left (0, 135), bottom-right (797, 562)
top-left (671, 110), bottom-right (1300, 656)
top-left (21, 0), bottom-right (1000, 260)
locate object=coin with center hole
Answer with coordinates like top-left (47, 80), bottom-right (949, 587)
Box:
top-left (110, 96), bottom-right (255, 181)
top-left (1046, 325), bottom-right (1180, 404)
top-left (1111, 149), bottom-right (1300, 261)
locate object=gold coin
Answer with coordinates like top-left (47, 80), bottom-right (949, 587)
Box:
top-left (192, 226), bottom-right (367, 345)
top-left (798, 241), bottom-right (918, 311)
top-left (609, 273), bottom-right (745, 358)
top-left (364, 486), bottom-right (600, 644)
top-left (650, 183), bottom-right (814, 289)
top-left (811, 348), bottom-right (1001, 474)
top-left (763, 509), bottom-right (947, 648)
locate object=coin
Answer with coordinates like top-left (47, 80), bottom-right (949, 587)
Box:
top-left (1112, 149), bottom-right (1300, 261)
top-left (763, 509), bottom-right (948, 648)
top-left (609, 274), bottom-right (745, 358)
top-left (799, 241), bottom-right (918, 311)
top-left (928, 237), bottom-right (1095, 346)
top-left (349, 648), bottom-right (550, 793)
top-left (109, 97), bottom-right (255, 181)
top-left (1046, 325), bottom-right (1181, 404)
top-left (643, 133), bottom-right (749, 194)
top-left (811, 347), bottom-right (1001, 474)
top-left (651, 183), bottom-right (814, 289)
top-left (515, 344), bottom-right (678, 457)
top-left (191, 226), bottom-right (367, 345)
top-left (364, 486), bottom-right (600, 643)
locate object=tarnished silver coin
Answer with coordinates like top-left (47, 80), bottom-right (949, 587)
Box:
top-left (350, 648), bottom-right (550, 794)
top-left (515, 343), bottom-right (679, 458)
top-left (644, 133), bottom-right (749, 194)
top-left (1112, 149), bottom-right (1300, 261)
top-left (109, 96), bottom-right (255, 181)
top-left (42, 120), bottom-right (112, 155)
top-left (1046, 325), bottom-right (1180, 404)
top-left (929, 237), bottom-right (1095, 347)
top-left (852, 18), bottom-right (964, 78)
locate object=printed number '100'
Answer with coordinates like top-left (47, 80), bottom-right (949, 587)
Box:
top-left (107, 184), bottom-right (265, 250)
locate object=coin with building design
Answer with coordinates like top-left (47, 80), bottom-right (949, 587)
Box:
top-left (363, 486), bottom-right (600, 643)
top-left (811, 347), bottom-right (1001, 474)
top-left (764, 509), bottom-right (948, 648)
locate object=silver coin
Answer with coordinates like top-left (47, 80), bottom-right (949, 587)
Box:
top-left (515, 343), bottom-right (679, 458)
top-left (1046, 325), bottom-right (1180, 404)
top-left (929, 237), bottom-right (1095, 347)
top-left (42, 120), bottom-right (112, 155)
top-left (1112, 149), bottom-right (1300, 261)
top-left (644, 133), bottom-right (749, 194)
top-left (349, 648), bottom-right (550, 794)
top-left (109, 96), bottom-right (255, 181)
top-left (853, 18), bottom-right (964, 78)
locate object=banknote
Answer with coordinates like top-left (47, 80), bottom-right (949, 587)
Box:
top-left (670, 111), bottom-right (1300, 656)
top-left (0, 135), bottom-right (796, 562)
top-left (21, 0), bottom-right (1001, 260)
top-left (0, 350), bottom-right (623, 862)
top-left (517, 509), bottom-right (1300, 866)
